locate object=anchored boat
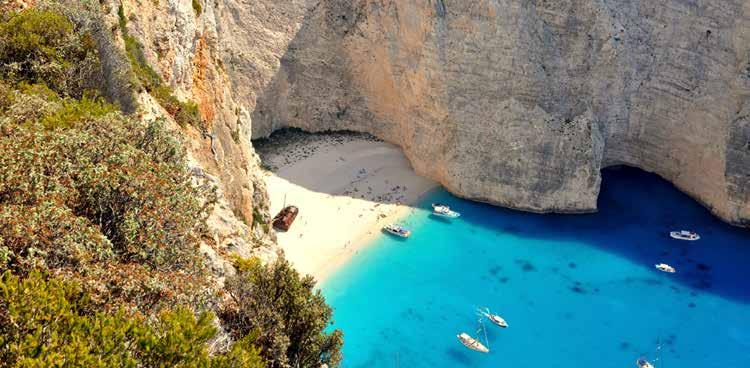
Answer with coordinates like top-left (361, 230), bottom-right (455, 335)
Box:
top-left (655, 263), bottom-right (676, 273)
top-left (431, 203), bottom-right (460, 218)
top-left (383, 224), bottom-right (411, 238)
top-left (457, 332), bottom-right (489, 353)
top-left (478, 307), bottom-right (508, 328)
top-left (458, 316), bottom-right (490, 353)
top-left (636, 358), bottom-right (655, 368)
top-left (669, 230), bottom-right (700, 241)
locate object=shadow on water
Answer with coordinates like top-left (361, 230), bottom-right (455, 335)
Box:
top-left (434, 166), bottom-right (750, 304)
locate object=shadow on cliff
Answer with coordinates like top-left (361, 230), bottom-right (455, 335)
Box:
top-left (432, 166), bottom-right (750, 305)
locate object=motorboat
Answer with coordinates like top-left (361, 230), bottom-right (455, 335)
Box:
top-left (478, 307), bottom-right (508, 328)
top-left (431, 203), bottom-right (460, 218)
top-left (669, 230), bottom-right (700, 241)
top-left (457, 332), bottom-right (489, 353)
top-left (655, 263), bottom-right (676, 273)
top-left (636, 358), bottom-right (655, 368)
top-left (383, 224), bottom-right (411, 238)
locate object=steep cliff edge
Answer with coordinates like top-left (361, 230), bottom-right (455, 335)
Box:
top-left (108, 0), bottom-right (295, 266)
top-left (111, 0), bottom-right (749, 226)
top-left (249, 0), bottom-right (750, 226)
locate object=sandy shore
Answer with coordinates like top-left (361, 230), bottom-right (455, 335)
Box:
top-left (255, 131), bottom-right (437, 282)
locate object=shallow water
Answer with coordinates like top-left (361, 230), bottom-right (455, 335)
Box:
top-left (321, 167), bottom-right (750, 367)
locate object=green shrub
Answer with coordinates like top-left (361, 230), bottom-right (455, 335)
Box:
top-left (0, 271), bottom-right (265, 367)
top-left (0, 81), bottom-right (11, 111)
top-left (0, 9), bottom-right (100, 99)
top-left (222, 257), bottom-right (343, 368)
top-left (151, 84), bottom-right (203, 127)
top-left (192, 0), bottom-right (203, 16)
top-left (0, 110), bottom-right (214, 313)
top-left (37, 95), bottom-right (117, 129)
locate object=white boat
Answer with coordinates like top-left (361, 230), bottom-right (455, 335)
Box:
top-left (457, 332), bottom-right (489, 353)
top-left (636, 358), bottom-right (655, 368)
top-left (431, 203), bottom-right (460, 218)
top-left (669, 230), bottom-right (700, 241)
top-left (655, 263), bottom-right (676, 273)
top-left (383, 224), bottom-right (411, 238)
top-left (478, 307), bottom-right (508, 328)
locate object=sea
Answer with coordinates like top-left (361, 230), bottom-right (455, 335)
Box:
top-left (321, 167), bottom-right (750, 368)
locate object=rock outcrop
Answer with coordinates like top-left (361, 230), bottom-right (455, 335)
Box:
top-left (249, 0), bottom-right (750, 226)
top-left (108, 0), bottom-right (285, 265)
top-left (111, 0), bottom-right (749, 227)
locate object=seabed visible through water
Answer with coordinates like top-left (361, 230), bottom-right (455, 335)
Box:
top-left (322, 167), bottom-right (750, 368)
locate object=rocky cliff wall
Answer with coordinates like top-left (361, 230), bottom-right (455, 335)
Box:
top-left (107, 0), bottom-right (307, 265)
top-left (249, 0), bottom-right (750, 226)
top-left (111, 0), bottom-right (749, 227)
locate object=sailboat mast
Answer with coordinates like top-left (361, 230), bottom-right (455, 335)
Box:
top-left (480, 318), bottom-right (489, 349)
top-left (656, 338), bottom-right (663, 368)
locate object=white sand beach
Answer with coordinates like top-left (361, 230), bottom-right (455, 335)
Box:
top-left (256, 132), bottom-right (436, 282)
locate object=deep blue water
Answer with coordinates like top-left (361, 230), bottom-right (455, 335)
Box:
top-left (321, 167), bottom-right (750, 367)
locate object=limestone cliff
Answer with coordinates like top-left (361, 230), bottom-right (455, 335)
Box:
top-left (106, 0), bottom-right (284, 268)
top-left (111, 0), bottom-right (749, 227)
top-left (249, 0), bottom-right (750, 226)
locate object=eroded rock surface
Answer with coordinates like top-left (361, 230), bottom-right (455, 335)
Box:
top-left (113, 0), bottom-right (749, 226)
top-left (250, 0), bottom-right (750, 226)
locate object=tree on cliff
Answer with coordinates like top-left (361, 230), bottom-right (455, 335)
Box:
top-left (0, 271), bottom-right (265, 367)
top-left (222, 257), bottom-right (344, 368)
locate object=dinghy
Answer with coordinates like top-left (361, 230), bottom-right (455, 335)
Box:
top-left (383, 224), bottom-right (411, 238)
top-left (478, 307), bottom-right (508, 328)
top-left (669, 230), bottom-right (700, 241)
top-left (655, 263), bottom-right (676, 273)
top-left (431, 203), bottom-right (460, 218)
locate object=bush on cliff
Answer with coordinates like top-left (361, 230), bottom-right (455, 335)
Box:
top-left (0, 98), bottom-right (214, 312)
top-left (0, 271), bottom-right (265, 367)
top-left (0, 17), bottom-right (214, 312)
top-left (0, 6), bottom-right (343, 367)
top-left (222, 257), bottom-right (344, 368)
top-left (0, 9), bottom-right (101, 99)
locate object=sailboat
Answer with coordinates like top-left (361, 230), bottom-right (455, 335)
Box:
top-left (636, 337), bottom-right (663, 368)
top-left (457, 317), bottom-right (490, 353)
top-left (636, 358), bottom-right (655, 368)
top-left (478, 307), bottom-right (508, 328)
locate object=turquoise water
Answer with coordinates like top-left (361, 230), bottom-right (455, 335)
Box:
top-left (321, 167), bottom-right (750, 367)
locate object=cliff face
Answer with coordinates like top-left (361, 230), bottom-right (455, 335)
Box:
top-left (249, 0), bottom-right (750, 226)
top-left (115, 0), bottom-right (749, 227)
top-left (110, 0), bottom-right (305, 264)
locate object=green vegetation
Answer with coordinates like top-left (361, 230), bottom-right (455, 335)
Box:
top-left (0, 90), bottom-right (214, 312)
top-left (0, 271), bottom-right (265, 367)
top-left (117, 4), bottom-right (203, 128)
top-left (0, 9), bottom-right (100, 99)
top-left (192, 0), bottom-right (203, 16)
top-left (223, 257), bottom-right (344, 368)
top-left (0, 6), bottom-right (343, 367)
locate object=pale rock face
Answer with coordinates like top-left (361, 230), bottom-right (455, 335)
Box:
top-left (113, 0), bottom-right (750, 227)
top-left (249, 0), bottom-right (750, 226)
top-left (114, 0), bottom-right (278, 227)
